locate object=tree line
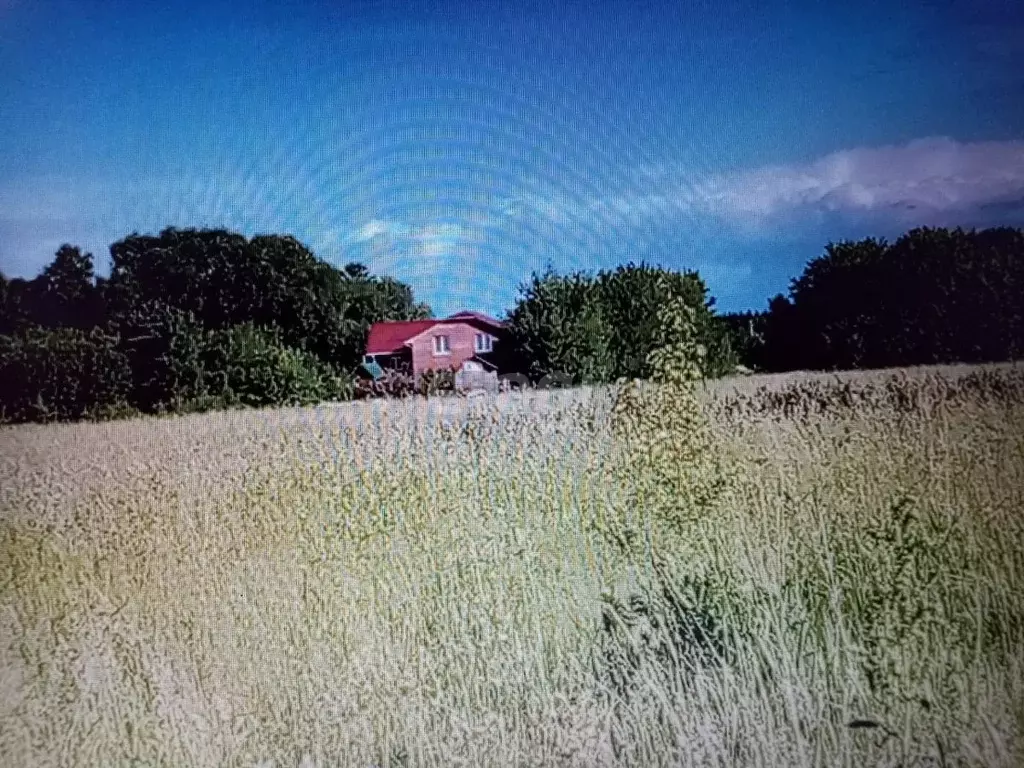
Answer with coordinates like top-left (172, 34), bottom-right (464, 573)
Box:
top-left (0, 228), bottom-right (430, 422)
top-left (718, 226), bottom-right (1024, 373)
top-left (1, 223), bottom-right (1021, 423)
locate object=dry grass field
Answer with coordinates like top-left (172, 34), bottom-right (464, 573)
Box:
top-left (2, 363), bottom-right (1024, 767)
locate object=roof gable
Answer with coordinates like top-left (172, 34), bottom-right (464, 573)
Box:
top-left (401, 319), bottom-right (474, 347)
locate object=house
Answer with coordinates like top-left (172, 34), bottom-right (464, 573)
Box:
top-left (361, 311), bottom-right (506, 389)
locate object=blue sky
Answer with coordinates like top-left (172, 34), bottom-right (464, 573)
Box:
top-left (2, 0), bottom-right (1023, 316)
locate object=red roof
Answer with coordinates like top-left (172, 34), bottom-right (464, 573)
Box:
top-left (365, 320), bottom-right (438, 354)
top-left (365, 311), bottom-right (506, 355)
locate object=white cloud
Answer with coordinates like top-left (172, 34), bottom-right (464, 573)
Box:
top-left (352, 219), bottom-right (395, 242)
top-left (415, 238), bottom-right (449, 258)
top-left (353, 220), bottom-right (479, 260)
top-left (705, 137), bottom-right (1024, 221)
top-left (351, 220), bottom-right (473, 248)
top-left (533, 138), bottom-right (1024, 232)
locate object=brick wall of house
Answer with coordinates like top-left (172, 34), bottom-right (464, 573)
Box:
top-left (408, 321), bottom-right (496, 374)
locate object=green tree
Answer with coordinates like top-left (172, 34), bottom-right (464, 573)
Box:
top-left (501, 268), bottom-right (613, 383)
top-left (108, 300), bottom-right (209, 413)
top-left (719, 310), bottom-right (769, 370)
top-left (0, 327), bottom-right (132, 423)
top-left (0, 272), bottom-right (10, 335)
top-left (502, 262), bottom-right (734, 384)
top-left (0, 246), bottom-right (103, 332)
top-left (106, 227), bottom-right (430, 373)
top-left (36, 245), bottom-right (102, 329)
top-left (201, 322), bottom-right (347, 408)
top-left (759, 226), bottom-right (1024, 372)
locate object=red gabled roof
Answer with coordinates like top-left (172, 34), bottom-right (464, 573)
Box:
top-left (365, 311), bottom-right (506, 355)
top-left (365, 320), bottom-right (438, 354)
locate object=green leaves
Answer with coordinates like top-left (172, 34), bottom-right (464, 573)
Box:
top-left (756, 226), bottom-right (1024, 372)
top-left (1, 227), bottom-right (424, 422)
top-left (0, 327), bottom-right (132, 422)
top-left (502, 262), bottom-right (734, 385)
top-left (106, 227), bottom-right (429, 374)
top-left (200, 322), bottom-right (347, 409)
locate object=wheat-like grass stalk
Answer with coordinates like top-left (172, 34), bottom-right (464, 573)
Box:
top-left (1, 364), bottom-right (1023, 766)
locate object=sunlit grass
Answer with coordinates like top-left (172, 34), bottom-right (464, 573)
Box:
top-left (2, 365), bottom-right (1024, 766)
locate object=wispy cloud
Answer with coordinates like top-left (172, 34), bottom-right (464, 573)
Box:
top-left (352, 219), bottom-right (401, 242)
top-left (350, 220), bottom-right (474, 251)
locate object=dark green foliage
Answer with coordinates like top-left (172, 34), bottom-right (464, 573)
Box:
top-left (0, 229), bottom-right (410, 422)
top-left (598, 262), bottom-right (735, 379)
top-left (354, 367), bottom-right (418, 399)
top-left (0, 272), bottom-right (11, 335)
top-left (719, 310), bottom-right (769, 370)
top-left (417, 366), bottom-right (456, 397)
top-left (108, 300), bottom-right (208, 413)
top-left (0, 246), bottom-right (104, 333)
top-left (35, 245), bottom-right (105, 329)
top-left (499, 267), bottom-right (613, 384)
top-left (502, 262), bottom-right (736, 384)
top-left (106, 227), bottom-right (430, 373)
top-left (757, 227), bottom-right (1024, 372)
top-left (0, 327), bottom-right (132, 423)
top-left (200, 323), bottom-right (349, 409)
top-left (352, 366), bottom-right (456, 399)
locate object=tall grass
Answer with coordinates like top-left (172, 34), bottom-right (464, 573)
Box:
top-left (2, 363), bottom-right (1023, 766)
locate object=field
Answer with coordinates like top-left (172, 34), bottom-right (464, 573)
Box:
top-left (2, 363), bottom-right (1024, 767)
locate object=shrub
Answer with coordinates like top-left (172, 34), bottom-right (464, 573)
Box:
top-left (418, 367), bottom-right (456, 397)
top-left (596, 284), bottom-right (735, 698)
top-left (108, 300), bottom-right (208, 413)
top-left (610, 294), bottom-right (730, 533)
top-left (201, 322), bottom-right (345, 408)
top-left (0, 326), bottom-right (132, 423)
top-left (353, 367), bottom-right (417, 399)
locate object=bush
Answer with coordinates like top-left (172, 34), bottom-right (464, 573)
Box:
top-left (110, 301), bottom-right (208, 413)
top-left (418, 367), bottom-right (456, 397)
top-left (0, 327), bottom-right (133, 423)
top-left (597, 287), bottom-right (735, 699)
top-left (353, 367), bottom-right (417, 399)
top-left (200, 322), bottom-right (346, 408)
top-left (503, 263), bottom-right (736, 386)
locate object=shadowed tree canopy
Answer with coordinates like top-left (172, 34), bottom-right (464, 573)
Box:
top-left (105, 227), bottom-right (431, 370)
top-left (0, 245), bottom-right (104, 332)
top-left (739, 226), bottom-right (1024, 372)
top-left (0, 228), bottom-right (432, 422)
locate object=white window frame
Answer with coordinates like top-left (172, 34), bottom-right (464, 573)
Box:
top-left (474, 333), bottom-right (493, 353)
top-left (433, 335), bottom-right (451, 355)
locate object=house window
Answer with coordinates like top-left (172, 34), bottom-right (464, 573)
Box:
top-left (474, 333), bottom-right (493, 353)
top-left (433, 335), bottom-right (450, 355)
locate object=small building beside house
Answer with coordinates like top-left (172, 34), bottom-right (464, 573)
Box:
top-left (361, 311), bottom-right (506, 391)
